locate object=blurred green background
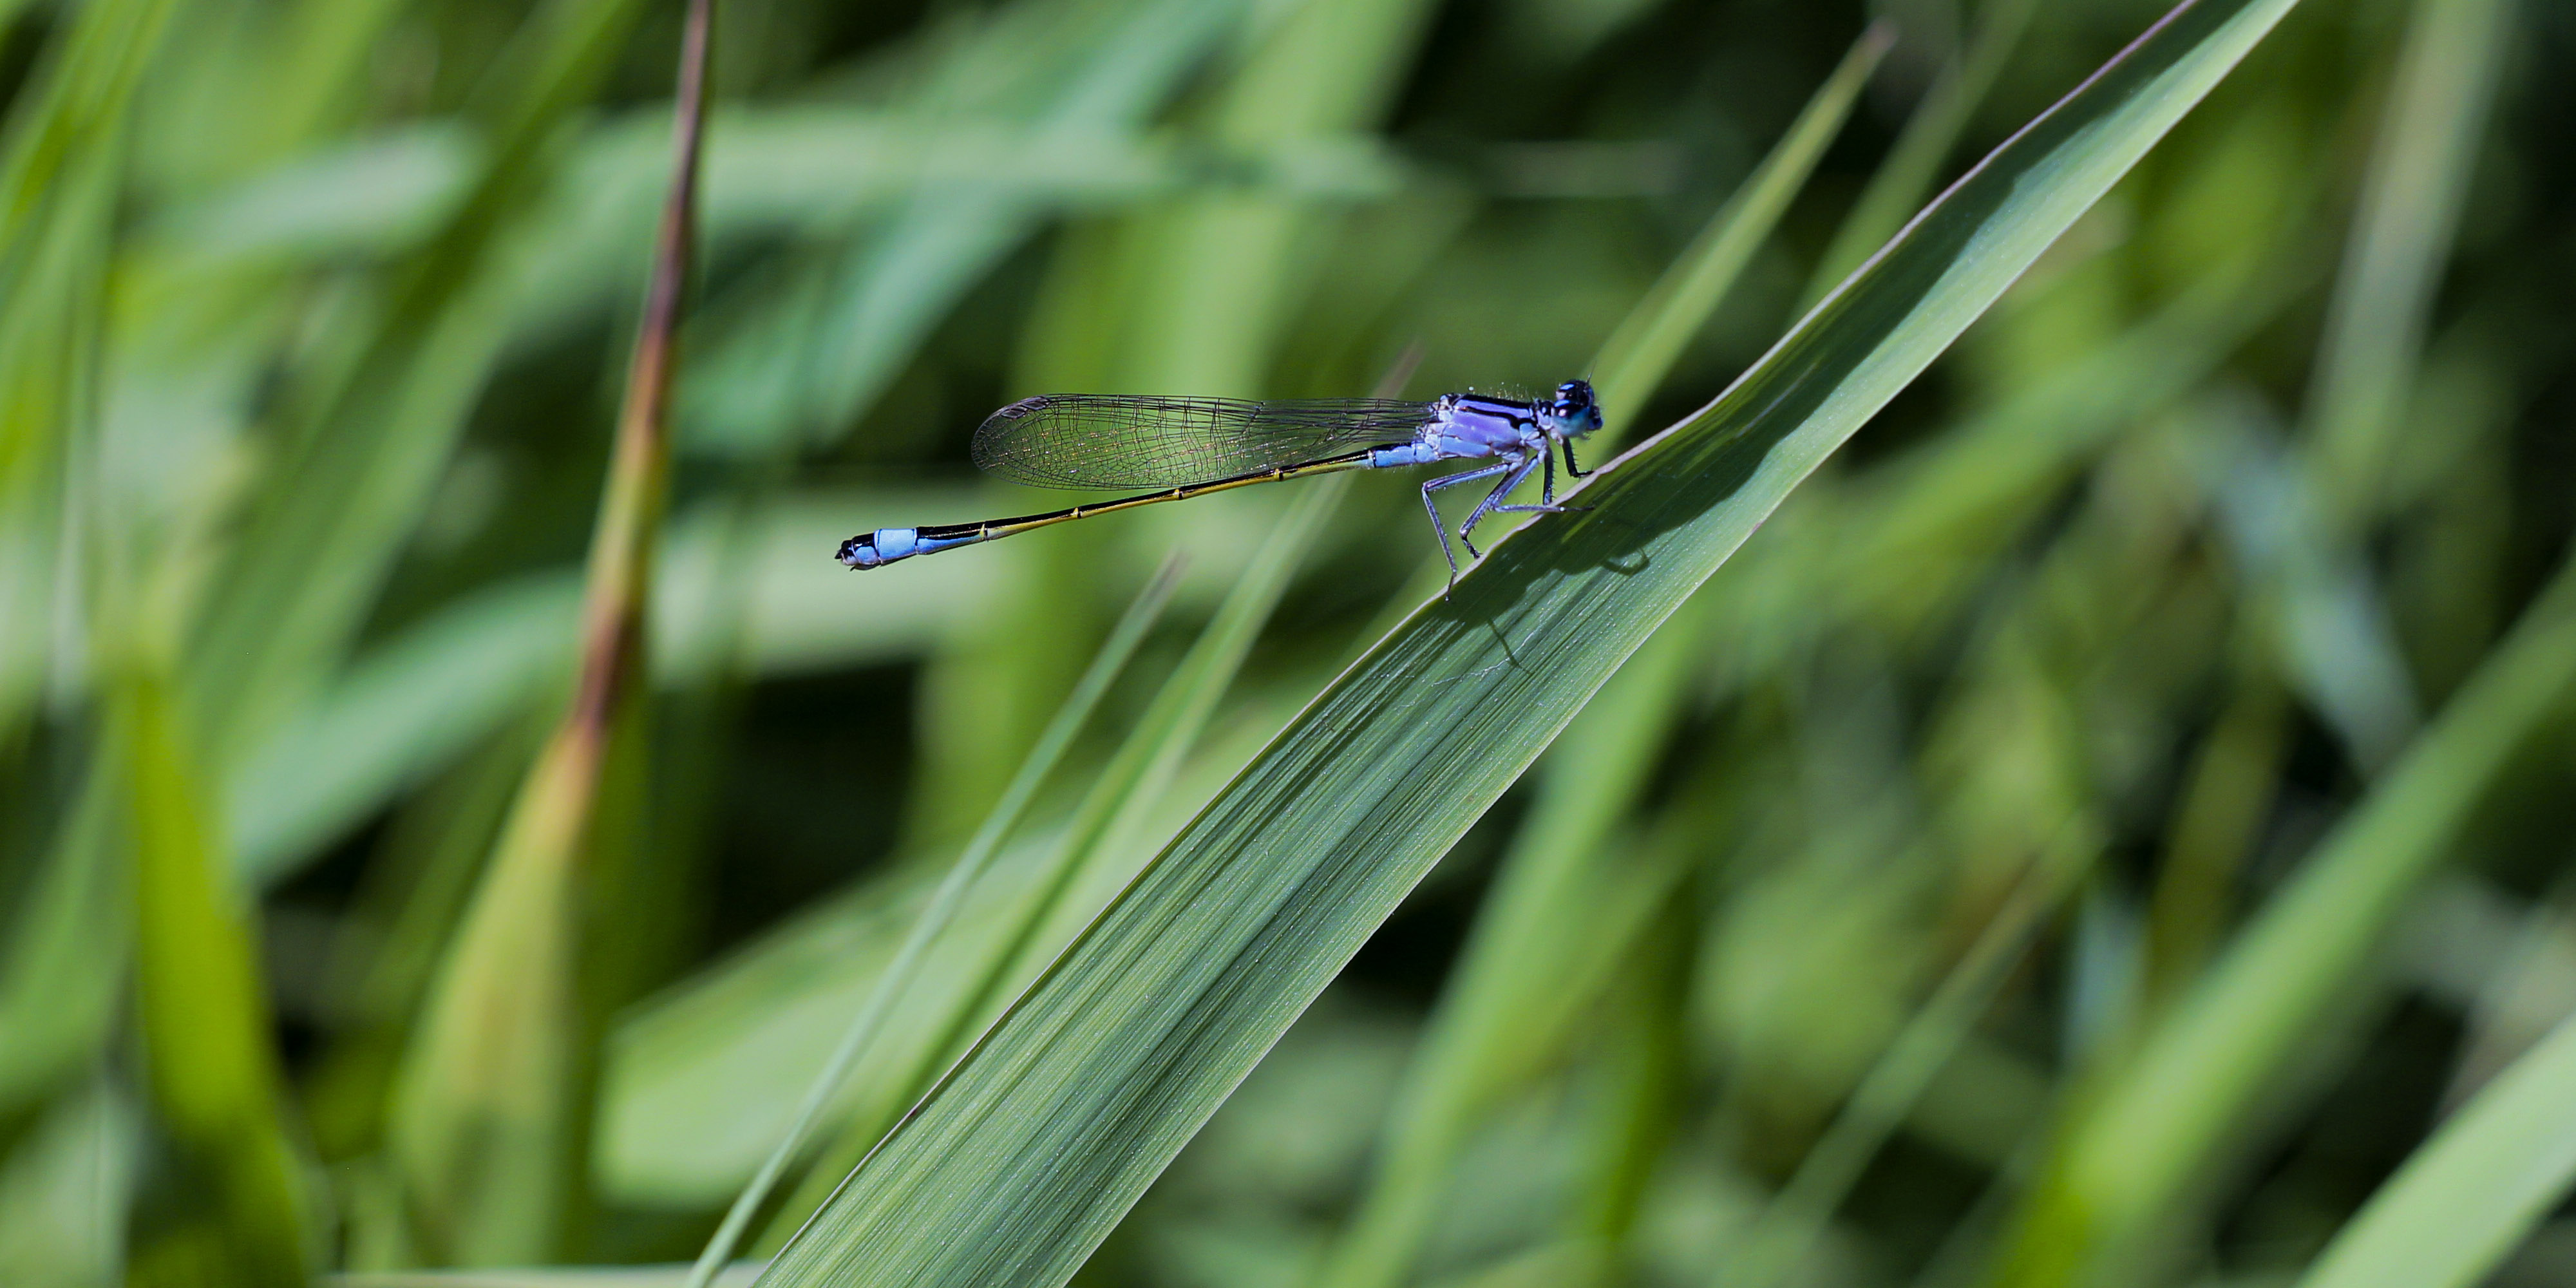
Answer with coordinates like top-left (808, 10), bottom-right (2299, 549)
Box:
top-left (1, 0), bottom-right (2572, 1283)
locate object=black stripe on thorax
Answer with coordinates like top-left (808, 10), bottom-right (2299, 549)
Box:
top-left (1452, 394), bottom-right (1540, 426)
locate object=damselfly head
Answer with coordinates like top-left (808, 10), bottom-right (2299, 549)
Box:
top-left (1547, 380), bottom-right (1603, 439)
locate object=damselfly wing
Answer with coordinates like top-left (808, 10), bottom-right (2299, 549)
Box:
top-left (971, 395), bottom-right (1434, 489)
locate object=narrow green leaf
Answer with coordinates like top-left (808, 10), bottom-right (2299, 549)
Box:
top-left (1720, 826), bottom-right (2094, 1288)
top-left (153, 113), bottom-right (1409, 270)
top-left (1994, 548), bottom-right (2576, 1286)
top-left (1588, 21), bottom-right (1891, 449)
top-left (2142, 673), bottom-right (2290, 1006)
top-left (1285, 72), bottom-right (1908, 1218)
top-left (593, 676), bottom-right (1334, 1206)
top-left (227, 0), bottom-right (412, 167)
top-left (332, 1269), bottom-right (762, 1288)
top-left (225, 576), bottom-right (582, 882)
top-left (761, 473), bottom-right (1356, 1245)
top-left (897, 0), bottom-right (1439, 846)
top-left (1799, 0), bottom-right (2041, 307)
top-left (2219, 0), bottom-right (2515, 779)
top-left (387, 722), bottom-right (594, 1263)
top-left (1829, 251), bottom-right (2305, 638)
top-left (0, 0), bottom-right (182, 736)
top-left (386, 0), bottom-right (712, 1256)
top-left (753, 1), bottom-right (2302, 1283)
top-left (1312, 610), bottom-right (1714, 1288)
top-left (0, 1082), bottom-right (136, 1285)
top-left (1991, 1), bottom-right (2533, 1276)
top-left (185, 0), bottom-right (652, 764)
top-left (1108, 0), bottom-right (1443, 398)
top-left (2290, 1007), bottom-right (2576, 1288)
top-left (0, 0), bottom-right (187, 1130)
top-left (0, 0), bottom-right (181, 273)
top-left (0, 775), bottom-right (126, 1130)
top-left (2206, 417), bottom-right (2423, 771)
top-left (684, 562), bottom-right (1181, 1288)
top-left (224, 488), bottom-right (993, 887)
top-left (117, 667), bottom-right (308, 1286)
top-left (681, 0), bottom-right (1260, 454)
top-left (596, 861), bottom-right (934, 1203)
top-left (2302, 0), bottom-right (2514, 527)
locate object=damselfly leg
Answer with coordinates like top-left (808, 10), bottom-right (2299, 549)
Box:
top-left (1498, 442), bottom-right (1592, 514)
top-left (1464, 449), bottom-right (1591, 549)
top-left (1459, 452), bottom-right (1555, 556)
top-left (1561, 437), bottom-right (1591, 479)
top-left (1421, 459), bottom-right (1515, 585)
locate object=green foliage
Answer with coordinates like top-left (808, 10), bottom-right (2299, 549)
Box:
top-left (754, 3), bottom-right (2299, 1282)
top-left (2291, 1006), bottom-right (2576, 1288)
top-left (3, 0), bottom-right (2572, 1285)
top-left (118, 665), bottom-right (310, 1286)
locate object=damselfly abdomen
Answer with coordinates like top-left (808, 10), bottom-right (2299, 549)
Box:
top-left (837, 380), bottom-right (1603, 582)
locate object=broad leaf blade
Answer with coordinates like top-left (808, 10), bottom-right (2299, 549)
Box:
top-left (756, 1), bottom-right (2301, 1283)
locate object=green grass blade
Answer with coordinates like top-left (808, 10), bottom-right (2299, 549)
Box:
top-left (760, 474), bottom-right (1355, 1245)
top-left (0, 0), bottom-right (180, 272)
top-left (682, 0), bottom-right (1256, 455)
top-left (1984, 3), bottom-right (2529, 1276)
top-left (2207, 0), bottom-right (2513, 782)
top-left (981, 517), bottom-right (1401, 987)
top-left (0, 1081), bottom-right (136, 1285)
top-left (750, 1), bottom-right (2301, 1282)
top-left (2289, 1007), bottom-right (2576, 1288)
top-left (1101, 0), bottom-right (1441, 398)
top-left (386, 3), bottom-right (712, 1256)
top-left (2185, 0), bottom-right (2510, 788)
top-left (2301, 0), bottom-right (2514, 527)
top-left (1799, 0), bottom-right (2041, 308)
top-left (0, 0), bottom-right (186, 1132)
top-left (2141, 671), bottom-right (2290, 1007)
top-left (596, 863), bottom-right (940, 1204)
top-left (595, 676), bottom-right (1338, 1208)
top-left (333, 1270), bottom-right (762, 1288)
top-left (184, 0), bottom-right (651, 763)
top-left (0, 786), bottom-right (126, 1125)
top-left (1992, 549), bottom-right (2576, 1287)
top-left (225, 576), bottom-right (582, 883)
top-left (1722, 826), bottom-right (2094, 1288)
top-left (230, 0), bottom-right (411, 166)
top-left (0, 0), bottom-right (180, 739)
top-left (116, 667), bottom-right (308, 1286)
top-left (1587, 21), bottom-right (1891, 450)
top-left (1312, 161), bottom-right (2291, 1288)
top-left (896, 0), bottom-right (1438, 846)
top-left (161, 110), bottom-right (1406, 274)
top-left (223, 488), bottom-right (986, 887)
top-left (1312, 609), bottom-right (1714, 1288)
top-left (2206, 419), bottom-right (2422, 771)
top-left (597, 672), bottom-right (1336, 1207)
top-left (683, 562), bottom-right (1180, 1288)
top-left (1830, 252), bottom-right (2304, 638)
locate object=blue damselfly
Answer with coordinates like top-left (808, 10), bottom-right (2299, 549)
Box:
top-left (837, 380), bottom-right (1604, 583)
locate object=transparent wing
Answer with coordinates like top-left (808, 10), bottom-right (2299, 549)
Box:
top-left (971, 395), bottom-right (1434, 489)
